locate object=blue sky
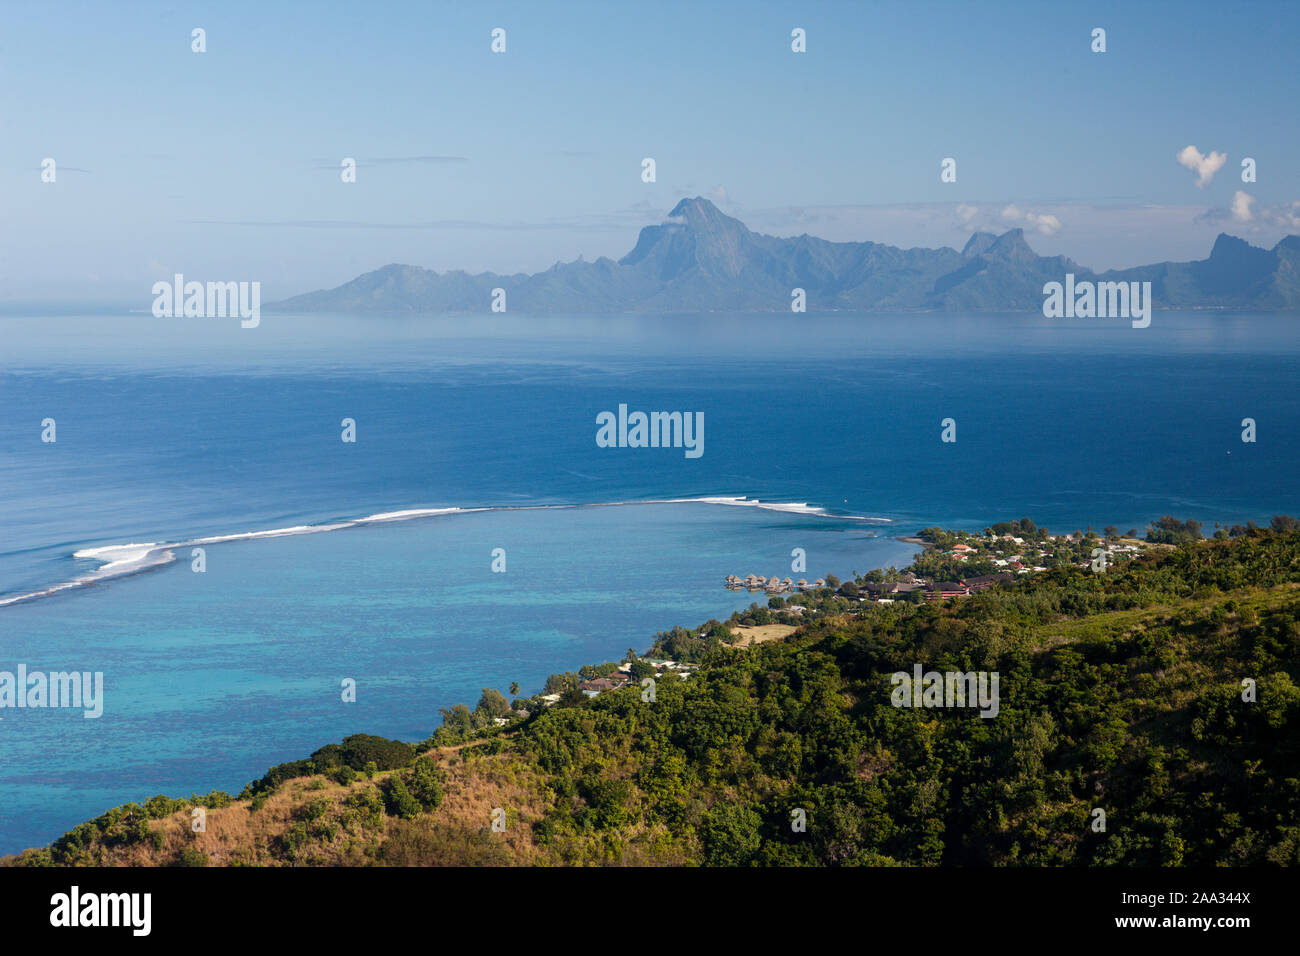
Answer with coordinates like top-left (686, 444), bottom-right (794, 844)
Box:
top-left (2, 0), bottom-right (1298, 301)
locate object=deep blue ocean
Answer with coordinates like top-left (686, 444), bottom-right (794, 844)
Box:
top-left (1, 308), bottom-right (1297, 853)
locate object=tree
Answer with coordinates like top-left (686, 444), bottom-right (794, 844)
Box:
top-left (1145, 516), bottom-right (1203, 546)
top-left (700, 804), bottom-right (763, 866)
top-left (543, 672), bottom-right (579, 694)
top-left (406, 757), bottom-right (444, 810)
top-left (509, 681), bottom-right (520, 698)
top-left (318, 734), bottom-right (416, 771)
top-left (476, 688), bottom-right (512, 719)
top-left (439, 703), bottom-right (474, 735)
top-left (384, 774), bottom-right (421, 819)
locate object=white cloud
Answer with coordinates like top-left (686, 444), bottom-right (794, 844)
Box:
top-left (999, 204), bottom-right (1061, 236)
top-left (1253, 200), bottom-right (1299, 230)
top-left (1231, 190), bottom-right (1255, 222)
top-left (1275, 201), bottom-right (1300, 230)
top-left (1176, 145), bottom-right (1228, 188)
top-left (1198, 195), bottom-right (1300, 233)
top-left (952, 203), bottom-right (1061, 237)
top-left (1029, 213), bottom-right (1062, 236)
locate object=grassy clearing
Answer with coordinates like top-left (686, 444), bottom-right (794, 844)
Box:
top-left (729, 623), bottom-right (799, 647)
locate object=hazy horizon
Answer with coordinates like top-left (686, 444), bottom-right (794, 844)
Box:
top-left (3, 0), bottom-right (1299, 302)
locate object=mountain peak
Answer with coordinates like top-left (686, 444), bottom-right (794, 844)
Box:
top-left (619, 197), bottom-right (751, 278)
top-left (1211, 232), bottom-right (1254, 256)
top-left (962, 232), bottom-right (997, 257)
top-left (963, 228), bottom-right (1036, 261)
top-left (1206, 233), bottom-right (1276, 275)
top-left (664, 196), bottom-right (743, 232)
top-left (668, 196), bottom-right (715, 217)
top-left (971, 228), bottom-right (1038, 266)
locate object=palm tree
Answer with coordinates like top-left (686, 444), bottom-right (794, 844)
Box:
top-left (509, 681), bottom-right (519, 698)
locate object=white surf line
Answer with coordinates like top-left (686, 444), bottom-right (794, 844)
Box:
top-left (0, 497), bottom-right (890, 608)
top-left (0, 508), bottom-right (483, 608)
top-left (648, 495), bottom-right (893, 521)
top-left (0, 543), bottom-right (178, 608)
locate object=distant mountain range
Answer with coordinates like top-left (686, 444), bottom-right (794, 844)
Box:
top-left (272, 197), bottom-right (1300, 313)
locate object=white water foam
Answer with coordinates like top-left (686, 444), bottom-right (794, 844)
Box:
top-left (658, 496), bottom-right (892, 521)
top-left (0, 498), bottom-right (886, 608)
